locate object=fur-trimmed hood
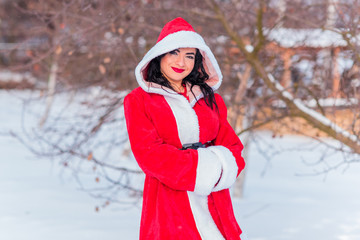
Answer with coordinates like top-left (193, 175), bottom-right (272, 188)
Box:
top-left (134, 17), bottom-right (223, 107)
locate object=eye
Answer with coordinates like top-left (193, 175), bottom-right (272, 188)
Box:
top-left (186, 55), bottom-right (194, 60)
top-left (169, 50), bottom-right (178, 55)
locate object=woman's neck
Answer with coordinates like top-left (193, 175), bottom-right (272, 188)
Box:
top-left (171, 82), bottom-right (184, 93)
top-left (161, 71), bottom-right (184, 93)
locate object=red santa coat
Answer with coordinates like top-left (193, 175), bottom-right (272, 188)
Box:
top-left (124, 18), bottom-right (245, 239)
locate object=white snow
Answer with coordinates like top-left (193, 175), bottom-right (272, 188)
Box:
top-left (245, 45), bottom-right (254, 53)
top-left (266, 28), bottom-right (356, 48)
top-left (0, 71), bottom-right (36, 84)
top-left (1, 90), bottom-right (360, 240)
top-left (237, 133), bottom-right (360, 240)
top-left (0, 90), bottom-right (141, 240)
top-left (272, 98), bottom-right (359, 108)
top-left (268, 73), bottom-right (360, 145)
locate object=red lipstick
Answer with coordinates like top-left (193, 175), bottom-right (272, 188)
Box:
top-left (171, 67), bottom-right (185, 73)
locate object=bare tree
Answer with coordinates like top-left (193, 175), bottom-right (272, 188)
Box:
top-left (2, 0), bottom-right (360, 204)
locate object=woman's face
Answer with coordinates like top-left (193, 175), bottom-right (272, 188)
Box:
top-left (160, 48), bottom-right (196, 87)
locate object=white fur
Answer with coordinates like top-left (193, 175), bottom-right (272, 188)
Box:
top-left (187, 192), bottom-right (225, 240)
top-left (164, 95), bottom-right (199, 144)
top-left (194, 148), bottom-right (222, 196)
top-left (208, 146), bottom-right (238, 192)
top-left (163, 95), bottom-right (225, 239)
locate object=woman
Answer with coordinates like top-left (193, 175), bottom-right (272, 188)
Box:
top-left (124, 17), bottom-right (245, 240)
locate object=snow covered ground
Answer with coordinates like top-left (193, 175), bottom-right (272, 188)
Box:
top-left (1, 89), bottom-right (360, 240)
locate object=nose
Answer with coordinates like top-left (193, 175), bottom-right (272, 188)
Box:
top-left (175, 55), bottom-right (185, 67)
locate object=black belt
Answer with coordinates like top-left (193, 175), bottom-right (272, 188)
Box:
top-left (180, 141), bottom-right (212, 150)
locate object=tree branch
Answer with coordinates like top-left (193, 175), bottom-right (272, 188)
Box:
top-left (207, 0), bottom-right (360, 154)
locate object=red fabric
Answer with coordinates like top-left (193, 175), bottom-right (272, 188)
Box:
top-left (124, 87), bottom-right (245, 239)
top-left (157, 17), bottom-right (196, 43)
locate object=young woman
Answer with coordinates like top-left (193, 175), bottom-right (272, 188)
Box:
top-left (124, 17), bottom-right (245, 240)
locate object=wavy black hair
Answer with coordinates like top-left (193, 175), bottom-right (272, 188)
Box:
top-left (145, 49), bottom-right (217, 110)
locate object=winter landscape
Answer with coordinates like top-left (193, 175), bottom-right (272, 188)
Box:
top-left (2, 1), bottom-right (360, 240)
top-left (1, 89), bottom-right (360, 240)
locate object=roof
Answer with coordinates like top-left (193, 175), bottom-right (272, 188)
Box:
top-left (266, 28), bottom-right (359, 48)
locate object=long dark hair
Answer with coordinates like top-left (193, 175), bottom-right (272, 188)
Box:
top-left (146, 49), bottom-right (217, 110)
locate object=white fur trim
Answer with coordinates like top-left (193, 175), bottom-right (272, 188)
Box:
top-left (163, 95), bottom-right (224, 239)
top-left (208, 146), bottom-right (238, 192)
top-left (187, 192), bottom-right (225, 240)
top-left (194, 148), bottom-right (222, 196)
top-left (164, 96), bottom-right (199, 144)
top-left (190, 93), bottom-right (203, 107)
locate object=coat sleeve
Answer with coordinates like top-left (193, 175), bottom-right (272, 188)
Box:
top-left (124, 91), bottom-right (222, 195)
top-left (210, 94), bottom-right (245, 192)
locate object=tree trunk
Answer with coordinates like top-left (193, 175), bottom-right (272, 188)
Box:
top-left (230, 64), bottom-right (252, 198)
top-left (233, 103), bottom-right (254, 198)
top-left (39, 57), bottom-right (58, 127)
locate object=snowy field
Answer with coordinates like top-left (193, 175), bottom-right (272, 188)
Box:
top-left (1, 89), bottom-right (360, 240)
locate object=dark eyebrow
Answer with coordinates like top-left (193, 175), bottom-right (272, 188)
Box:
top-left (171, 49), bottom-right (195, 55)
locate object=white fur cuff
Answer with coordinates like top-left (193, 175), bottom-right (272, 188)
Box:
top-left (207, 146), bottom-right (238, 192)
top-left (193, 148), bottom-right (222, 196)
